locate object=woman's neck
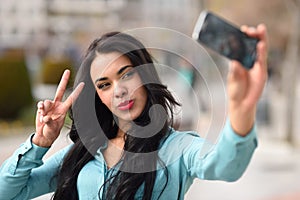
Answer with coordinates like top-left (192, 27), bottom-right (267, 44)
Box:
top-left (117, 119), bottom-right (131, 138)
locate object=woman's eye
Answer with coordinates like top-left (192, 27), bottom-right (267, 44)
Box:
top-left (122, 70), bottom-right (135, 80)
top-left (97, 83), bottom-right (110, 90)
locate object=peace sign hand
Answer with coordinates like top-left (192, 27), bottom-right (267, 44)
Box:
top-left (33, 70), bottom-right (84, 147)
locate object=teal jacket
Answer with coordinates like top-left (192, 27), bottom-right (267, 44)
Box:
top-left (0, 120), bottom-right (257, 200)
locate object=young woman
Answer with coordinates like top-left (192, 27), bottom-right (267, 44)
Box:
top-left (0, 24), bottom-right (268, 200)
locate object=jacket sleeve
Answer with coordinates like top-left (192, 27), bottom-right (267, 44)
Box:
top-left (184, 119), bottom-right (258, 182)
top-left (0, 134), bottom-right (71, 200)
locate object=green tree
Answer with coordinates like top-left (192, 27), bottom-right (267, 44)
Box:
top-left (0, 52), bottom-right (33, 119)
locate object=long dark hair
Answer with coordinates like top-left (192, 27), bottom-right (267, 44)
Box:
top-left (52, 32), bottom-right (180, 200)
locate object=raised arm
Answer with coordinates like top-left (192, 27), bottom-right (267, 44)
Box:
top-left (227, 24), bottom-right (268, 136)
top-left (184, 24), bottom-right (268, 182)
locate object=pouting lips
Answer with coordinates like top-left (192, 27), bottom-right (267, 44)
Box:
top-left (118, 100), bottom-right (134, 111)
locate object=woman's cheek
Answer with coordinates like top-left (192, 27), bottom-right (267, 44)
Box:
top-left (98, 92), bottom-right (112, 110)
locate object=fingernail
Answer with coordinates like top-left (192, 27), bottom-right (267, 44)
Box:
top-left (40, 116), bottom-right (43, 123)
top-left (249, 27), bottom-right (256, 33)
top-left (241, 25), bottom-right (247, 32)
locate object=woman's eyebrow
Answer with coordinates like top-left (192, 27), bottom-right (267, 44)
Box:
top-left (94, 77), bottom-right (108, 84)
top-left (117, 65), bottom-right (133, 75)
top-left (94, 65), bottom-right (133, 84)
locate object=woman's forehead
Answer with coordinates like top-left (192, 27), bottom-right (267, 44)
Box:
top-left (90, 52), bottom-right (132, 78)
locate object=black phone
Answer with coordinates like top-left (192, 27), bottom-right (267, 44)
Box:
top-left (192, 10), bottom-right (259, 69)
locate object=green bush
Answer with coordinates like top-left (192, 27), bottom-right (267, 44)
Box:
top-left (0, 51), bottom-right (33, 120)
top-left (41, 57), bottom-right (75, 87)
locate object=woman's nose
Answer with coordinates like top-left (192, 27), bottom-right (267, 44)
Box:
top-left (114, 83), bottom-right (128, 98)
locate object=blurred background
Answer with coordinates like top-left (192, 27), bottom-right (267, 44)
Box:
top-left (0, 0), bottom-right (300, 199)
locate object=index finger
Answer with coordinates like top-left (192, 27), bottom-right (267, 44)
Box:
top-left (253, 24), bottom-right (268, 67)
top-left (241, 24), bottom-right (268, 65)
top-left (256, 24), bottom-right (268, 47)
top-left (54, 70), bottom-right (71, 102)
top-left (241, 24), bottom-right (267, 42)
top-left (63, 82), bottom-right (85, 110)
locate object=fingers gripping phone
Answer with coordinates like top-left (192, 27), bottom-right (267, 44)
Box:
top-left (192, 11), bottom-right (259, 69)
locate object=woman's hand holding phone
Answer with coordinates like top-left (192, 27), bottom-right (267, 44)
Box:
top-left (227, 24), bottom-right (268, 136)
top-left (193, 11), bottom-right (259, 69)
top-left (193, 11), bottom-right (268, 136)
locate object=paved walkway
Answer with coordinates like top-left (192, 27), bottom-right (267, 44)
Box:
top-left (1, 125), bottom-right (300, 200)
top-left (186, 130), bottom-right (300, 200)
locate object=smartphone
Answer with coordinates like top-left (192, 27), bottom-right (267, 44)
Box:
top-left (192, 11), bottom-right (258, 69)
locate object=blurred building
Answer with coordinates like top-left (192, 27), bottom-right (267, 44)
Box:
top-left (119, 0), bottom-right (202, 39)
top-left (0, 0), bottom-right (126, 50)
top-left (0, 0), bottom-right (204, 49)
top-left (0, 0), bottom-right (47, 48)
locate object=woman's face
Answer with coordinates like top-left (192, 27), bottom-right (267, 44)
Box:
top-left (90, 52), bottom-right (148, 125)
